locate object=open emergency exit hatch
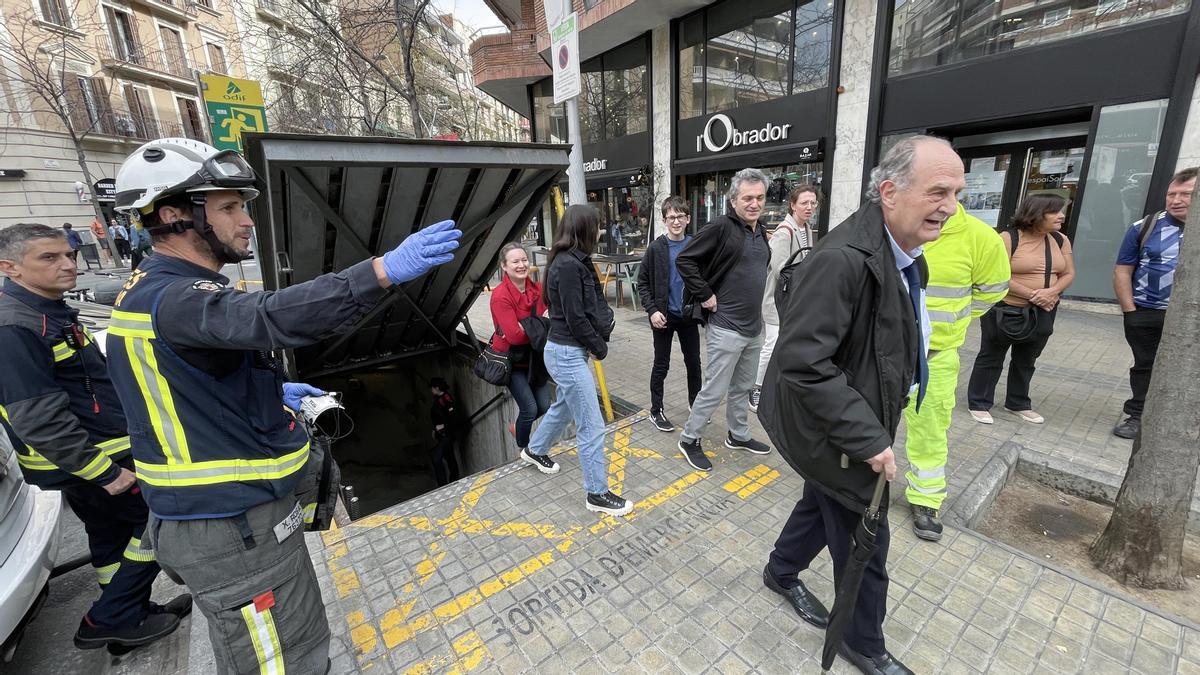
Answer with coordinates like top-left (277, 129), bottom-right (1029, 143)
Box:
top-left (243, 133), bottom-right (569, 516)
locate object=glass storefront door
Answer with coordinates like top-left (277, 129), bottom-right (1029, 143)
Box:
top-left (956, 138), bottom-right (1086, 231)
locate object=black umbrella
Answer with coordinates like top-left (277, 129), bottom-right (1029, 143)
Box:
top-left (821, 473), bottom-right (889, 671)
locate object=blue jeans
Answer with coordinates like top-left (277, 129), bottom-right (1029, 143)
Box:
top-left (529, 340), bottom-right (609, 494)
top-left (508, 367), bottom-right (552, 448)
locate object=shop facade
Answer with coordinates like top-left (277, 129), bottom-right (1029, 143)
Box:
top-left (475, 0), bottom-right (1200, 303)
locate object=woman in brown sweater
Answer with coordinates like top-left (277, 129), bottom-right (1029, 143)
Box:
top-left (967, 194), bottom-right (1076, 424)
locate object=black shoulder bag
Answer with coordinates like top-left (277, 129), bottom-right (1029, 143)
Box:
top-left (992, 229), bottom-right (1059, 343)
top-left (472, 322), bottom-right (512, 386)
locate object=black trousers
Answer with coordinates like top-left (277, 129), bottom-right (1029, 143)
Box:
top-left (967, 303), bottom-right (1056, 412)
top-left (1122, 307), bottom-right (1166, 419)
top-left (431, 434), bottom-right (461, 487)
top-left (114, 239), bottom-right (131, 258)
top-left (60, 479), bottom-right (159, 628)
top-left (649, 313), bottom-right (702, 413)
top-left (767, 482), bottom-right (890, 656)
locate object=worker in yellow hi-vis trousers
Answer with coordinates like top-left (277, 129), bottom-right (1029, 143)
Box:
top-left (904, 203), bottom-right (1010, 542)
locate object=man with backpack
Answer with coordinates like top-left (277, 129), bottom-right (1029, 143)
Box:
top-left (751, 185), bottom-right (818, 413)
top-left (902, 203), bottom-right (1009, 542)
top-left (1112, 166), bottom-right (1196, 439)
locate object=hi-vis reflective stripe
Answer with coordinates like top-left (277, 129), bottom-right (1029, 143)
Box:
top-left (107, 310), bottom-right (156, 339)
top-left (913, 467), bottom-right (946, 480)
top-left (134, 443), bottom-right (310, 487)
top-left (124, 334), bottom-right (191, 464)
top-left (241, 604), bottom-right (285, 675)
top-left (14, 436), bottom-right (130, 474)
top-left (302, 502), bottom-right (316, 525)
top-left (927, 307), bottom-right (972, 323)
top-left (974, 281), bottom-right (1010, 294)
top-left (51, 331), bottom-right (94, 362)
top-left (73, 452), bottom-right (115, 481)
top-left (925, 285), bottom-right (971, 299)
top-left (95, 562), bottom-right (120, 586)
top-left (123, 537), bottom-right (156, 563)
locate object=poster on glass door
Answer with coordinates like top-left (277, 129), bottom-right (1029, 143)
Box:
top-left (962, 158), bottom-right (1007, 228)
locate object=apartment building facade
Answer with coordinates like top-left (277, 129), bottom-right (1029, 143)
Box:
top-left (471, 0), bottom-right (1200, 302)
top-left (0, 0), bottom-right (245, 228)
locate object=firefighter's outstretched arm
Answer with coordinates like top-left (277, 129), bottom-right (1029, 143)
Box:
top-left (157, 220), bottom-right (461, 351)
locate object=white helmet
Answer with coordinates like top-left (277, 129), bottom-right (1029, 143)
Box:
top-left (114, 137), bottom-right (260, 218)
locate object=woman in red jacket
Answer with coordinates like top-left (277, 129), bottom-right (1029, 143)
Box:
top-left (489, 243), bottom-right (552, 454)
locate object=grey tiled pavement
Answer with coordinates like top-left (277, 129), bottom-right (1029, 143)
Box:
top-left (299, 296), bottom-right (1198, 674)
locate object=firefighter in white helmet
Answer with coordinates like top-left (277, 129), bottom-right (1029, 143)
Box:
top-left (106, 138), bottom-right (460, 673)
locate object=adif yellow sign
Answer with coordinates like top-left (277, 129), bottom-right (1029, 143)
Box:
top-left (200, 74), bottom-right (269, 151)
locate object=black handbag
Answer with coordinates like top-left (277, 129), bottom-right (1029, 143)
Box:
top-left (993, 229), bottom-right (1058, 343)
top-left (472, 346), bottom-right (511, 386)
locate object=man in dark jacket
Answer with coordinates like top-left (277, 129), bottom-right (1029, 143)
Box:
top-left (674, 168), bottom-right (774, 472)
top-left (759, 136), bottom-right (964, 675)
top-left (0, 223), bottom-right (190, 653)
top-left (429, 377), bottom-right (464, 486)
top-left (638, 196), bottom-right (701, 432)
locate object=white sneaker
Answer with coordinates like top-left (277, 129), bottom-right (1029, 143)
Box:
top-left (1006, 408), bottom-right (1045, 424)
top-left (969, 410), bottom-right (993, 424)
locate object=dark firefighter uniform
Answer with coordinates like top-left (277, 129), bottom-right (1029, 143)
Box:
top-left (106, 252), bottom-right (387, 674)
top-left (0, 279), bottom-right (159, 630)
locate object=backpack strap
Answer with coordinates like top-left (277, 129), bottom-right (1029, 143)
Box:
top-left (1006, 228), bottom-right (1019, 257)
top-left (1137, 211), bottom-right (1163, 255)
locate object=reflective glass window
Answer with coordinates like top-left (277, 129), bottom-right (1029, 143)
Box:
top-left (531, 36), bottom-right (649, 145)
top-left (889, 0), bottom-right (1191, 75)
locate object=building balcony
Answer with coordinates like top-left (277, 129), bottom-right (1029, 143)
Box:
top-left (468, 29), bottom-right (549, 116)
top-left (70, 108), bottom-right (162, 142)
top-left (127, 0), bottom-right (197, 22)
top-left (97, 35), bottom-right (198, 90)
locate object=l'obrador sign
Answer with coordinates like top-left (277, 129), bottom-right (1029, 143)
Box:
top-left (695, 113), bottom-right (792, 154)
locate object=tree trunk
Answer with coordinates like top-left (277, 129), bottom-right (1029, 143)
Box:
top-left (1089, 179), bottom-right (1200, 589)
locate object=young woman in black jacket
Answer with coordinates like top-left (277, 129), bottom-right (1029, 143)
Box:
top-left (518, 205), bottom-right (631, 516)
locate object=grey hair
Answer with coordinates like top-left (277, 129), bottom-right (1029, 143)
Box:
top-left (865, 135), bottom-right (954, 203)
top-left (0, 223), bottom-right (65, 262)
top-left (727, 168), bottom-right (769, 203)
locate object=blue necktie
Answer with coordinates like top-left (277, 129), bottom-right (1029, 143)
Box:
top-left (901, 262), bottom-right (928, 412)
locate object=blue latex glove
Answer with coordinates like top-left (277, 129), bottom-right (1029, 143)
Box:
top-left (283, 383), bottom-right (324, 413)
top-left (382, 219), bottom-right (462, 284)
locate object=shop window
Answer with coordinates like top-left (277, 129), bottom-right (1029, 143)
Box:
top-left (1071, 100), bottom-right (1168, 300)
top-left (531, 35), bottom-right (648, 145)
top-left (889, 0), bottom-right (1191, 75)
top-left (678, 0), bottom-right (835, 117)
top-left (684, 163), bottom-right (823, 231)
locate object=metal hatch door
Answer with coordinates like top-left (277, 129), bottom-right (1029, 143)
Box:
top-left (242, 134), bottom-right (569, 379)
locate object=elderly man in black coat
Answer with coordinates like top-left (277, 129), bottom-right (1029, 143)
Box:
top-left (758, 136), bottom-right (965, 675)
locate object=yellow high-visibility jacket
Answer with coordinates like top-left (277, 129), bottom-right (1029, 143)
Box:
top-left (923, 204), bottom-right (1011, 351)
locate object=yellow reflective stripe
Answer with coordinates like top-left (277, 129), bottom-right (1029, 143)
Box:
top-left (16, 453), bottom-right (57, 471)
top-left (241, 604), bottom-right (285, 675)
top-left (96, 562), bottom-right (120, 585)
top-left (125, 338), bottom-right (191, 464)
top-left (925, 285), bottom-right (971, 299)
top-left (73, 452), bottom-right (115, 481)
top-left (97, 436), bottom-right (132, 455)
top-left (974, 281), bottom-right (1010, 294)
top-left (108, 310), bottom-right (156, 339)
top-left (927, 307), bottom-right (972, 323)
top-left (123, 537), bottom-right (156, 563)
top-left (134, 443), bottom-right (310, 487)
top-left (302, 502), bottom-right (316, 525)
top-left (52, 341), bottom-right (75, 362)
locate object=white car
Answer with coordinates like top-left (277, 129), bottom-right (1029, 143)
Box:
top-left (0, 428), bottom-right (62, 661)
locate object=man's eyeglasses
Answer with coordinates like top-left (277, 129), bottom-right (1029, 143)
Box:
top-left (665, 215), bottom-right (689, 222)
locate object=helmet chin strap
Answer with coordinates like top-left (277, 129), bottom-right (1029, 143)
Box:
top-left (189, 194), bottom-right (249, 265)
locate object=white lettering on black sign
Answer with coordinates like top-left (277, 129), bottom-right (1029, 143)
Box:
top-left (695, 114), bottom-right (792, 154)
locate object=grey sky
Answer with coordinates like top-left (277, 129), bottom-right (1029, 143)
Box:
top-left (438, 0), bottom-right (503, 31)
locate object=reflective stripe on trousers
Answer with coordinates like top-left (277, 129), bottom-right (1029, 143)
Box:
top-left (902, 348), bottom-right (960, 509)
